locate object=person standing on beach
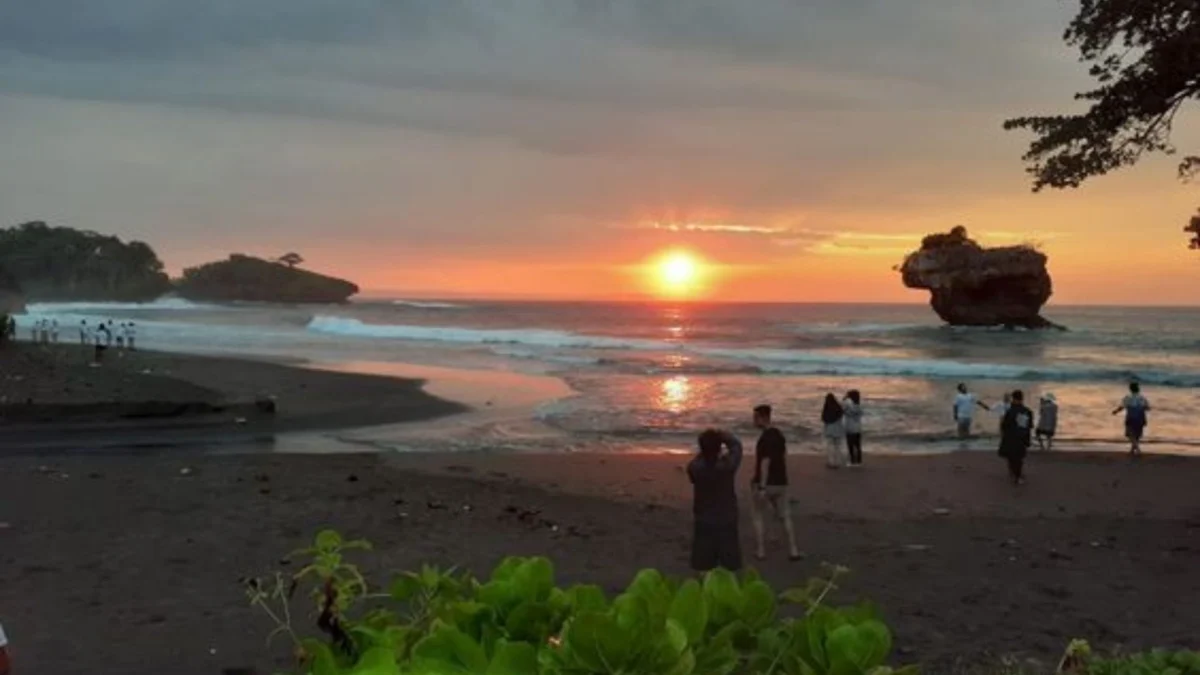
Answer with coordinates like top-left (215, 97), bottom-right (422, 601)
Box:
top-left (998, 390), bottom-right (1034, 485)
top-left (127, 322), bottom-right (137, 350)
top-left (749, 405), bottom-right (801, 561)
top-left (821, 393), bottom-right (847, 468)
top-left (1036, 393), bottom-right (1059, 451)
top-left (1112, 382), bottom-right (1150, 456)
top-left (687, 429), bottom-right (744, 572)
top-left (50, 319), bottom-right (59, 344)
top-left (842, 390), bottom-right (864, 466)
top-left (79, 320), bottom-right (89, 346)
top-left (953, 383), bottom-right (990, 438)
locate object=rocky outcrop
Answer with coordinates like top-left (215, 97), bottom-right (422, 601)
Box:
top-left (900, 227), bottom-right (1061, 329)
top-left (0, 266), bottom-right (24, 314)
top-left (176, 254), bottom-right (359, 304)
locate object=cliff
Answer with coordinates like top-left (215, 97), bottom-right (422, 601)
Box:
top-left (0, 221), bottom-right (171, 302)
top-left (900, 227), bottom-right (1061, 329)
top-left (176, 254), bottom-right (359, 304)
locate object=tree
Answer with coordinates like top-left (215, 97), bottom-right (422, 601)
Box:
top-left (277, 252), bottom-right (304, 268)
top-left (1004, 1), bottom-right (1199, 192)
top-left (1188, 210), bottom-right (1200, 249)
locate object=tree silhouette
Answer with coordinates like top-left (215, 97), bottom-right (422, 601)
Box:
top-left (1003, 1), bottom-right (1198, 247)
top-left (1188, 211), bottom-right (1200, 250)
top-left (278, 252), bottom-right (304, 268)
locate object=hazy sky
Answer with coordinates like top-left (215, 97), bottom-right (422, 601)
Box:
top-left (1, 0), bottom-right (1196, 303)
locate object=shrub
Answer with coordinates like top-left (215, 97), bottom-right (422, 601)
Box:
top-left (246, 530), bottom-right (916, 675)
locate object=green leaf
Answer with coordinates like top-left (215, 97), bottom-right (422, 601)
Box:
top-left (562, 612), bottom-right (628, 672)
top-left (567, 584), bottom-right (607, 613)
top-left (348, 647), bottom-right (401, 675)
top-left (741, 580), bottom-right (777, 630)
top-left (504, 601), bottom-right (554, 643)
top-left (389, 574), bottom-right (421, 603)
top-left (315, 529), bottom-right (343, 550)
top-left (511, 557), bottom-right (555, 601)
top-left (669, 579), bottom-right (708, 645)
top-left (304, 640), bottom-right (340, 675)
top-left (412, 625), bottom-right (489, 674)
top-left (826, 620), bottom-right (892, 674)
top-left (702, 568), bottom-right (744, 627)
top-left (486, 639), bottom-right (539, 675)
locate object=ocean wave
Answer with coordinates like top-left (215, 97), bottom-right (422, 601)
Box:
top-left (798, 322), bottom-right (928, 334)
top-left (307, 316), bottom-right (674, 351)
top-left (25, 297), bottom-right (219, 313)
top-left (390, 300), bottom-right (465, 309)
top-left (305, 317), bottom-right (1200, 387)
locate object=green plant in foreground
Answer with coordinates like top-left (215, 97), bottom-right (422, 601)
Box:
top-left (1057, 640), bottom-right (1200, 675)
top-left (246, 530), bottom-right (916, 675)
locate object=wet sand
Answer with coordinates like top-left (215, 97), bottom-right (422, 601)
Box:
top-left (0, 343), bottom-right (466, 449)
top-left (1, 450), bottom-right (1197, 674)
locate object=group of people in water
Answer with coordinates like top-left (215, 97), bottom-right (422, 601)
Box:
top-left (79, 319), bottom-right (138, 362)
top-left (685, 380), bottom-right (1154, 571)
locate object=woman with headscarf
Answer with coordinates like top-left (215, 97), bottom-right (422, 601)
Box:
top-left (842, 390), bottom-right (864, 466)
top-left (821, 393), bottom-right (847, 469)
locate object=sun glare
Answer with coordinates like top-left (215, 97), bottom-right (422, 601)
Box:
top-left (653, 250), bottom-right (704, 297)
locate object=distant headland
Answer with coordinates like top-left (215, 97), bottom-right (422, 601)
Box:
top-left (0, 221), bottom-right (359, 306)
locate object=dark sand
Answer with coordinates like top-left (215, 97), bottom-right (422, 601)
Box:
top-left (0, 343), bottom-right (465, 448)
top-left (2, 451), bottom-right (1198, 674)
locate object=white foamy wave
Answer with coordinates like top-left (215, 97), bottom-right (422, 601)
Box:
top-left (307, 316), bottom-right (674, 351)
top-left (391, 300), bottom-right (465, 309)
top-left (696, 347), bottom-right (1200, 386)
top-left (25, 297), bottom-right (220, 313)
top-left (798, 322), bottom-right (927, 334)
top-left (489, 347), bottom-right (603, 366)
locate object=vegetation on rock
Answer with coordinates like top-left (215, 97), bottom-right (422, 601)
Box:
top-left (0, 221), bottom-right (171, 301)
top-left (177, 254), bottom-right (358, 304)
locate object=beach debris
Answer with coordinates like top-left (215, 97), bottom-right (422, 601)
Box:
top-left (398, 511), bottom-right (409, 519)
top-left (426, 500), bottom-right (447, 510)
top-left (1001, 538), bottom-right (1020, 548)
top-left (36, 464), bottom-right (56, 474)
top-left (234, 417), bottom-right (248, 425)
top-left (903, 544), bottom-right (932, 552)
top-left (932, 507), bottom-right (951, 516)
top-left (254, 473), bottom-right (270, 483)
top-left (180, 467), bottom-right (195, 476)
top-left (505, 505), bottom-right (541, 522)
top-left (346, 474), bottom-right (359, 483)
top-left (461, 504), bottom-right (473, 513)
top-left (88, 472), bottom-right (103, 479)
top-left (259, 488), bottom-right (271, 496)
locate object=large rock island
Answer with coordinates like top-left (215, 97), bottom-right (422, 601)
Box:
top-left (0, 221), bottom-right (171, 302)
top-left (900, 227), bottom-right (1060, 329)
top-left (176, 254), bottom-right (359, 304)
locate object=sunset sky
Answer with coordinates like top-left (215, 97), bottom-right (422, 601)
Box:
top-left (1, 0), bottom-right (1196, 304)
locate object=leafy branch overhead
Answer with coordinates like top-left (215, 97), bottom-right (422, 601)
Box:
top-left (1003, 0), bottom-right (1199, 190)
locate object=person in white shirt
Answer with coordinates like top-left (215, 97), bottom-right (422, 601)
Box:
top-left (1112, 382), bottom-right (1150, 456)
top-left (79, 320), bottom-right (89, 345)
top-left (953, 383), bottom-right (991, 438)
top-left (127, 322), bottom-right (138, 350)
top-left (50, 319), bottom-right (59, 343)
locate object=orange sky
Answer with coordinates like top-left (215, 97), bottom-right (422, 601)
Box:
top-left (0, 0), bottom-right (1196, 305)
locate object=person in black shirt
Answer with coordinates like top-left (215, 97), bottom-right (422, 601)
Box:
top-left (749, 405), bottom-right (801, 561)
top-left (686, 428), bottom-right (744, 572)
top-left (998, 390), bottom-right (1034, 485)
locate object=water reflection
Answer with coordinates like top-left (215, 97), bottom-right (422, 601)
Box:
top-left (658, 375), bottom-right (692, 413)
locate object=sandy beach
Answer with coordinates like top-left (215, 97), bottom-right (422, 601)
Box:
top-left (0, 343), bottom-right (466, 449)
top-left (1, 448), bottom-right (1198, 674)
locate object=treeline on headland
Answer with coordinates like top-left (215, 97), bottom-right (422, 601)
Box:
top-left (0, 221), bottom-right (359, 306)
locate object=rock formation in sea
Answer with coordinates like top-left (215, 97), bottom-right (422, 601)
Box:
top-left (0, 221), bottom-right (171, 302)
top-left (899, 226), bottom-right (1061, 329)
top-left (0, 265), bottom-right (24, 314)
top-left (175, 254), bottom-right (359, 304)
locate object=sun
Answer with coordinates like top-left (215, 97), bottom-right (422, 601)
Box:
top-left (653, 250), bottom-right (704, 297)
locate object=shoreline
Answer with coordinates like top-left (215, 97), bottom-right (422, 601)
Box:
top-left (1, 450), bottom-right (1197, 674)
top-left (0, 342), bottom-right (470, 451)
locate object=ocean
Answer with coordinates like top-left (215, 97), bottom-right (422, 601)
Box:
top-left (16, 300), bottom-right (1200, 455)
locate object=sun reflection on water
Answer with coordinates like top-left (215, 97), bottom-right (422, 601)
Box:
top-left (658, 375), bottom-right (692, 413)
